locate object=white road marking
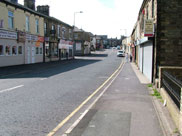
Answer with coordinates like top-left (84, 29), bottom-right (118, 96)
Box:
top-left (0, 85), bottom-right (24, 93)
top-left (40, 78), bottom-right (48, 81)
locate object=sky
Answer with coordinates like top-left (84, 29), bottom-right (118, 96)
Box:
top-left (18, 0), bottom-right (143, 38)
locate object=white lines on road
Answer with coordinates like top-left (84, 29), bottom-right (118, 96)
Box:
top-left (40, 78), bottom-right (48, 81)
top-left (0, 85), bottom-right (24, 94)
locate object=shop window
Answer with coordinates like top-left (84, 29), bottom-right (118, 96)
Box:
top-left (36, 47), bottom-right (39, 54)
top-left (45, 45), bottom-right (49, 57)
top-left (69, 49), bottom-right (72, 57)
top-left (5, 45), bottom-right (11, 56)
top-left (12, 46), bottom-right (17, 55)
top-left (40, 47), bottom-right (43, 54)
top-left (18, 46), bottom-right (22, 55)
top-left (0, 45), bottom-right (4, 55)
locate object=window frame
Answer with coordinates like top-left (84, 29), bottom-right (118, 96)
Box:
top-left (26, 16), bottom-right (30, 32)
top-left (35, 19), bottom-right (39, 34)
top-left (8, 11), bottom-right (14, 29)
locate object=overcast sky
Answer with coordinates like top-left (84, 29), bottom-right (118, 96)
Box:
top-left (19, 0), bottom-right (143, 38)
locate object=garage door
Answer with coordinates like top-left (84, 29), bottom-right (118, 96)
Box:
top-left (143, 42), bottom-right (153, 82)
top-left (139, 45), bottom-right (143, 72)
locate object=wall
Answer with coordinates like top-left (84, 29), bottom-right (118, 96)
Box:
top-left (156, 0), bottom-right (182, 67)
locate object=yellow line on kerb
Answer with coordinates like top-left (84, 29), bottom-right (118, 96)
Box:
top-left (47, 61), bottom-right (124, 136)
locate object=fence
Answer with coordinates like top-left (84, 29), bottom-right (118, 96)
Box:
top-left (161, 71), bottom-right (182, 109)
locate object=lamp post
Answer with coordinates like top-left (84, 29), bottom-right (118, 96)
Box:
top-left (73, 11), bottom-right (83, 27)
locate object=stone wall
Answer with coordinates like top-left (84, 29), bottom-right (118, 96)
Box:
top-left (156, 0), bottom-right (182, 67)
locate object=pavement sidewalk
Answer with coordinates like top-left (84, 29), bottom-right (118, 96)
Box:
top-left (66, 62), bottom-right (164, 136)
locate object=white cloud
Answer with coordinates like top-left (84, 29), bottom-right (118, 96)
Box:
top-left (18, 0), bottom-right (143, 38)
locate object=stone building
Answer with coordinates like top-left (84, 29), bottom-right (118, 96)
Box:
top-left (0, 0), bottom-right (44, 67)
top-left (132, 0), bottom-right (182, 133)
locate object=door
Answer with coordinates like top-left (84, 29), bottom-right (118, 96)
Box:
top-left (143, 42), bottom-right (153, 82)
top-left (27, 46), bottom-right (31, 64)
top-left (32, 47), bottom-right (35, 63)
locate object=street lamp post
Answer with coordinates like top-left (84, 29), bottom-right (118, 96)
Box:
top-left (73, 11), bottom-right (83, 27)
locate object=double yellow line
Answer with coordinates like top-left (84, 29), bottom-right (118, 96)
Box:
top-left (47, 61), bottom-right (124, 136)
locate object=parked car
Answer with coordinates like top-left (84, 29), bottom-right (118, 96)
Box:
top-left (117, 46), bottom-right (120, 50)
top-left (117, 50), bottom-right (125, 57)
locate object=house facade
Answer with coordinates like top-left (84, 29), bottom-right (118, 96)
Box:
top-left (0, 0), bottom-right (44, 67)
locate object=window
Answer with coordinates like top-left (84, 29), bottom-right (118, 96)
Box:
top-left (62, 27), bottom-right (65, 39)
top-left (36, 47), bottom-right (39, 54)
top-left (8, 11), bottom-right (14, 29)
top-left (5, 45), bottom-right (11, 55)
top-left (58, 25), bottom-right (61, 37)
top-left (18, 46), bottom-right (22, 55)
top-left (52, 25), bottom-right (55, 30)
top-left (152, 0), bottom-right (154, 18)
top-left (44, 23), bottom-right (47, 35)
top-left (0, 45), bottom-right (4, 55)
top-left (69, 29), bottom-right (72, 40)
top-left (12, 46), bottom-right (17, 55)
top-left (40, 47), bottom-right (43, 54)
top-left (35, 19), bottom-right (39, 33)
top-left (146, 6), bottom-right (149, 19)
top-left (26, 16), bottom-right (30, 32)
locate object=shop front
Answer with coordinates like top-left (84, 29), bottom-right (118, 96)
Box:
top-left (25, 34), bottom-right (44, 64)
top-left (58, 40), bottom-right (74, 60)
top-left (0, 29), bottom-right (25, 67)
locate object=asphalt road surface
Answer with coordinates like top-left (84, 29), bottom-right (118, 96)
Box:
top-left (0, 49), bottom-right (123, 136)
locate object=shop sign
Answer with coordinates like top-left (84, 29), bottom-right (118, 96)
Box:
top-left (38, 36), bottom-right (44, 42)
top-left (0, 20), bottom-right (3, 28)
top-left (26, 34), bottom-right (38, 41)
top-left (35, 41), bottom-right (41, 47)
top-left (0, 29), bottom-right (17, 39)
top-left (144, 19), bottom-right (154, 37)
top-left (44, 37), bottom-right (49, 42)
top-left (18, 31), bottom-right (26, 43)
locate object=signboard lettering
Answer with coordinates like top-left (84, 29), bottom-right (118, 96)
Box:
top-left (144, 19), bottom-right (154, 37)
top-left (0, 29), bottom-right (17, 39)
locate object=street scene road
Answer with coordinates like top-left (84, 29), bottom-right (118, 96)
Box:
top-left (0, 49), bottom-right (123, 136)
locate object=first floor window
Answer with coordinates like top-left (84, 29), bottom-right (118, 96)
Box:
top-left (0, 45), bottom-right (4, 55)
top-left (18, 46), bottom-right (23, 55)
top-left (8, 11), bottom-right (14, 29)
top-left (5, 45), bottom-right (11, 55)
top-left (36, 47), bottom-right (39, 54)
top-left (12, 46), bottom-right (17, 55)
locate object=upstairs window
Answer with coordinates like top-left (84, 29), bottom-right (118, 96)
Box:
top-left (35, 19), bottom-right (39, 34)
top-left (58, 25), bottom-right (61, 37)
top-left (152, 0), bottom-right (155, 18)
top-left (44, 23), bottom-right (47, 35)
top-left (62, 27), bottom-right (66, 39)
top-left (69, 29), bottom-right (72, 40)
top-left (26, 16), bottom-right (30, 32)
top-left (8, 11), bottom-right (14, 29)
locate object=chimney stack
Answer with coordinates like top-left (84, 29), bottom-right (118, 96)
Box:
top-left (37, 5), bottom-right (50, 16)
top-left (24, 0), bottom-right (35, 10)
